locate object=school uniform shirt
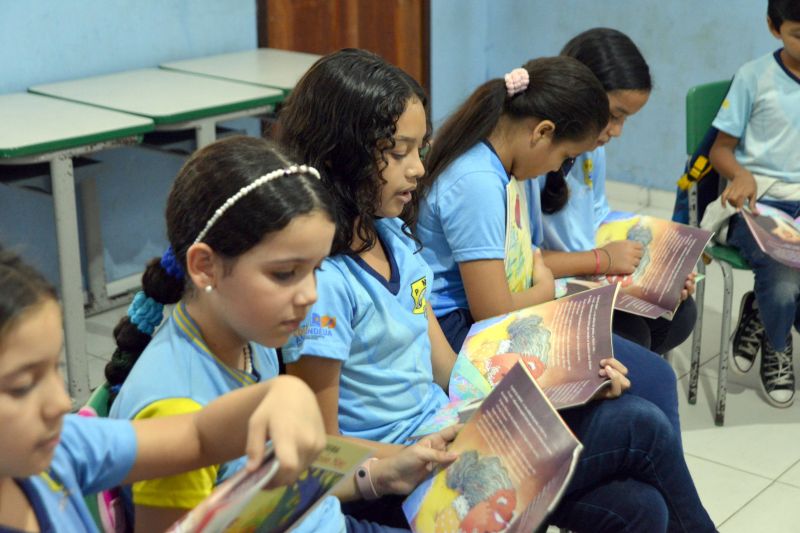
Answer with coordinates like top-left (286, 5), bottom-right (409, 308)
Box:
top-left (2, 416), bottom-right (136, 533)
top-left (536, 147), bottom-right (611, 252)
top-left (110, 301), bottom-right (279, 510)
top-left (109, 302), bottom-right (345, 533)
top-left (283, 217), bottom-right (449, 444)
top-left (418, 141), bottom-right (541, 317)
top-left (713, 49), bottom-right (800, 183)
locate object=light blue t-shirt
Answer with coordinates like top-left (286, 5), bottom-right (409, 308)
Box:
top-left (418, 141), bottom-right (524, 317)
top-left (283, 217), bottom-right (449, 444)
top-left (713, 49), bottom-right (800, 182)
top-left (110, 303), bottom-right (344, 533)
top-left (535, 147), bottom-right (611, 252)
top-left (4, 415), bottom-right (136, 533)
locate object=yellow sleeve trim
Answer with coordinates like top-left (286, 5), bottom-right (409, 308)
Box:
top-left (132, 398), bottom-right (220, 509)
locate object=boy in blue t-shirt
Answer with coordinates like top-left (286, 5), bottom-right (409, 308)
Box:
top-left (709, 0), bottom-right (800, 407)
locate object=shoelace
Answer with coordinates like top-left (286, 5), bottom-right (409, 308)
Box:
top-left (763, 348), bottom-right (794, 387)
top-left (738, 318), bottom-right (765, 357)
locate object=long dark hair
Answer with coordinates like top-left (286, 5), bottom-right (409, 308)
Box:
top-left (542, 28), bottom-right (651, 214)
top-left (0, 247), bottom-right (57, 345)
top-left (105, 136), bottom-right (333, 391)
top-left (421, 56), bottom-right (608, 203)
top-left (277, 48), bottom-right (431, 255)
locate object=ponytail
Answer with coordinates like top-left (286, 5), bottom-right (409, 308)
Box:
top-left (105, 253), bottom-right (184, 399)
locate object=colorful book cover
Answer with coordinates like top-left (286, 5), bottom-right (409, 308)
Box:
top-left (587, 212), bottom-right (712, 319)
top-left (448, 284), bottom-right (616, 410)
top-left (403, 362), bottom-right (582, 533)
top-left (504, 177), bottom-right (534, 293)
top-left (742, 204), bottom-right (800, 270)
top-left (168, 437), bottom-right (371, 533)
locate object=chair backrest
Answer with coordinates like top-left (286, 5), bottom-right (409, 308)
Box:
top-left (685, 80), bottom-right (732, 155)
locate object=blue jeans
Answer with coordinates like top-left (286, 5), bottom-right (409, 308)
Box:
top-left (728, 199), bottom-right (800, 351)
top-left (552, 395), bottom-right (714, 532)
top-left (613, 296), bottom-right (698, 355)
top-left (438, 309), bottom-right (681, 437)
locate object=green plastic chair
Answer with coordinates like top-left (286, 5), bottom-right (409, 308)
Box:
top-left (685, 80), bottom-right (751, 426)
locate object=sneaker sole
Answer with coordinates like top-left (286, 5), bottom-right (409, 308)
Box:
top-left (757, 370), bottom-right (795, 408)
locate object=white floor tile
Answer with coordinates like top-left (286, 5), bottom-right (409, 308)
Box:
top-left (719, 482), bottom-right (800, 532)
top-left (86, 330), bottom-right (117, 360)
top-left (777, 459), bottom-right (800, 489)
top-left (678, 370), bottom-right (800, 478)
top-left (685, 454), bottom-right (772, 527)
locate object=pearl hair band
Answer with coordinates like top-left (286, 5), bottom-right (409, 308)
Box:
top-left (193, 164), bottom-right (321, 244)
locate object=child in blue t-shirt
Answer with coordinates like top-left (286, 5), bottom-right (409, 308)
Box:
top-left (0, 247), bottom-right (328, 533)
top-left (279, 48), bottom-right (714, 533)
top-left (709, 0), bottom-right (800, 407)
top-left (103, 137), bottom-right (448, 533)
top-left (532, 28), bottom-right (697, 356)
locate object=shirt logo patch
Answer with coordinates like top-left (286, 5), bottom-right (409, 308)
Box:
top-left (295, 313), bottom-right (336, 342)
top-left (411, 276), bottom-right (428, 315)
top-left (583, 158), bottom-right (594, 186)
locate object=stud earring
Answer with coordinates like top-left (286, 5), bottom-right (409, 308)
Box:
top-left (205, 285), bottom-right (213, 293)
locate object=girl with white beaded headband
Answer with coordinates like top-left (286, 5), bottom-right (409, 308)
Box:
top-left (105, 136), bottom-right (458, 533)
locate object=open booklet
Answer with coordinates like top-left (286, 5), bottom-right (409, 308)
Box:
top-left (564, 213), bottom-right (713, 320)
top-left (403, 361), bottom-right (582, 533)
top-left (741, 203), bottom-right (800, 270)
top-left (411, 284), bottom-right (617, 440)
top-left (167, 437), bottom-right (371, 533)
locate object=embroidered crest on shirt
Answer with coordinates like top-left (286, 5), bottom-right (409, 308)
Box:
top-left (411, 276), bottom-right (428, 315)
top-left (295, 312), bottom-right (336, 342)
top-left (583, 158), bottom-right (594, 186)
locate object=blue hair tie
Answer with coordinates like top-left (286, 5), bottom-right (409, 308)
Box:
top-left (160, 246), bottom-right (185, 281)
top-left (109, 384), bottom-right (122, 394)
top-left (127, 291), bottom-right (164, 336)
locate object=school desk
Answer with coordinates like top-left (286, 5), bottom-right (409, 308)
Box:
top-left (160, 48), bottom-right (321, 96)
top-left (0, 93), bottom-right (153, 404)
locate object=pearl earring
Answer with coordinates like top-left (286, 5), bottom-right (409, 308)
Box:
top-left (205, 285), bottom-right (213, 293)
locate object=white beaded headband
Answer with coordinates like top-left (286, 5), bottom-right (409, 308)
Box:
top-left (193, 164), bottom-right (321, 244)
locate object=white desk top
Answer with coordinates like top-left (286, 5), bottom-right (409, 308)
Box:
top-left (161, 48), bottom-right (321, 94)
top-left (0, 93), bottom-right (153, 159)
top-left (30, 68), bottom-right (283, 125)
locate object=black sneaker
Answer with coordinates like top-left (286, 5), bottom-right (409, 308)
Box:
top-left (760, 334), bottom-right (795, 408)
top-left (730, 291), bottom-right (764, 374)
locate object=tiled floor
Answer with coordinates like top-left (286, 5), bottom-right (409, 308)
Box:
top-left (79, 182), bottom-right (800, 532)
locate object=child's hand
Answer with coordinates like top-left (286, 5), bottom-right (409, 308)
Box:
top-left (532, 249), bottom-right (555, 296)
top-left (246, 375), bottom-right (327, 487)
top-left (373, 425), bottom-right (460, 496)
top-left (680, 272), bottom-right (696, 301)
top-left (601, 240), bottom-right (643, 275)
top-left (721, 170), bottom-right (758, 213)
top-left (597, 358), bottom-right (630, 399)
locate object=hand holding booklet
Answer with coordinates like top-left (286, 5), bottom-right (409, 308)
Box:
top-left (403, 361), bottom-right (582, 533)
top-left (168, 438), bottom-right (371, 533)
top-left (565, 212), bottom-right (712, 320)
top-left (411, 284), bottom-right (618, 440)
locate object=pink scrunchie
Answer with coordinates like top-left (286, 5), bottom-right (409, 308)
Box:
top-left (504, 67), bottom-right (530, 97)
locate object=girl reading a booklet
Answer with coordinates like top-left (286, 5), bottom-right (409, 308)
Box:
top-left (106, 137), bottom-right (456, 533)
top-left (0, 246), bottom-right (326, 533)
top-left (530, 28), bottom-right (697, 355)
top-left (416, 54), bottom-right (685, 438)
top-left (280, 48), bottom-right (714, 532)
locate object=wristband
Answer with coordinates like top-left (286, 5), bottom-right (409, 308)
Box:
top-left (598, 248), bottom-right (612, 276)
top-left (355, 458), bottom-right (380, 500)
top-left (592, 249), bottom-right (601, 275)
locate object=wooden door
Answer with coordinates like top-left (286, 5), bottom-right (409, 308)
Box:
top-left (258, 0), bottom-right (429, 92)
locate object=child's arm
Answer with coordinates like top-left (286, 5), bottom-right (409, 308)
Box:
top-left (123, 375), bottom-right (325, 487)
top-left (459, 249), bottom-right (555, 321)
top-left (542, 240), bottom-right (644, 278)
top-left (710, 131), bottom-right (758, 211)
top-left (286, 357), bottom-right (404, 459)
top-left (428, 311), bottom-right (457, 390)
